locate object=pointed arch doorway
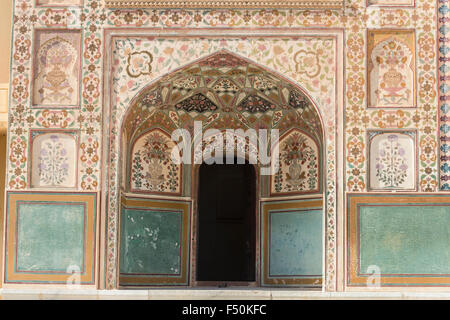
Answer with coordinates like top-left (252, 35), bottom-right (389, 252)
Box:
top-left (118, 50), bottom-right (325, 288)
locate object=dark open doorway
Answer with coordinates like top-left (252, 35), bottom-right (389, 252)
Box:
top-left (196, 158), bottom-right (256, 284)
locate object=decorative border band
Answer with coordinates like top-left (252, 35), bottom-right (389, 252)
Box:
top-left (104, 0), bottom-right (344, 9)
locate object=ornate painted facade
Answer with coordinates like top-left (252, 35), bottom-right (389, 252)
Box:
top-left (1, 0), bottom-right (450, 294)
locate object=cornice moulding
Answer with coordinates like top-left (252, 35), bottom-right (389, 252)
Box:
top-left (104, 0), bottom-right (344, 9)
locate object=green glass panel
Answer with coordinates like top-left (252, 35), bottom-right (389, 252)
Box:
top-left (360, 205), bottom-right (450, 274)
top-left (120, 208), bottom-right (182, 275)
top-left (17, 203), bottom-right (84, 272)
top-left (269, 209), bottom-right (322, 276)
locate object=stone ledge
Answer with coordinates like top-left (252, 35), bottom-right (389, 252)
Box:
top-left (1, 288), bottom-right (450, 300)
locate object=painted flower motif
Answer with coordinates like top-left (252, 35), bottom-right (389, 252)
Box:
top-left (294, 50), bottom-right (321, 78)
top-left (281, 133), bottom-right (312, 164)
top-left (387, 134), bottom-right (398, 142)
top-left (131, 131), bottom-right (180, 193)
top-left (38, 135), bottom-right (70, 186)
top-left (375, 134), bottom-right (409, 188)
top-left (126, 51), bottom-right (153, 78)
top-left (143, 132), bottom-right (170, 163)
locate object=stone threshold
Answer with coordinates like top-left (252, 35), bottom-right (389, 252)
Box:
top-left (1, 288), bottom-right (450, 300)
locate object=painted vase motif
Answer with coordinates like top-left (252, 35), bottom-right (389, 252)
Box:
top-left (382, 67), bottom-right (404, 95)
top-left (370, 37), bottom-right (413, 107)
top-left (130, 130), bottom-right (180, 193)
top-left (145, 158), bottom-right (165, 188)
top-left (35, 36), bottom-right (78, 105)
top-left (286, 158), bottom-right (306, 188)
top-left (273, 131), bottom-right (318, 193)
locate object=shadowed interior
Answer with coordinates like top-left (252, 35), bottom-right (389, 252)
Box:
top-left (197, 158), bottom-right (256, 283)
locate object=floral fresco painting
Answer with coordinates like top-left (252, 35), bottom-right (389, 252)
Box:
top-left (30, 131), bottom-right (78, 188)
top-left (369, 131), bottom-right (416, 190)
top-left (130, 128), bottom-right (182, 195)
top-left (271, 129), bottom-right (320, 195)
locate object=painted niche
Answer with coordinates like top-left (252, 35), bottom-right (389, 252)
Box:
top-left (368, 30), bottom-right (416, 108)
top-left (33, 30), bottom-right (81, 107)
top-left (271, 129), bottom-right (320, 195)
top-left (129, 128), bottom-right (182, 195)
top-left (30, 131), bottom-right (78, 188)
top-left (368, 131), bottom-right (416, 191)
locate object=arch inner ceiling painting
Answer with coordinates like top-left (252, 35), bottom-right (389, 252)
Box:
top-left (122, 51), bottom-right (323, 196)
top-left (123, 51), bottom-right (322, 143)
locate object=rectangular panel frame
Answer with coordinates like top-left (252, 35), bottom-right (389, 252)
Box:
top-left (347, 193), bottom-right (450, 287)
top-left (366, 0), bottom-right (415, 7)
top-left (366, 129), bottom-right (417, 192)
top-left (118, 196), bottom-right (191, 287)
top-left (31, 29), bottom-right (83, 109)
top-left (260, 197), bottom-right (323, 287)
top-left (366, 29), bottom-right (417, 109)
top-left (3, 191), bottom-right (97, 285)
